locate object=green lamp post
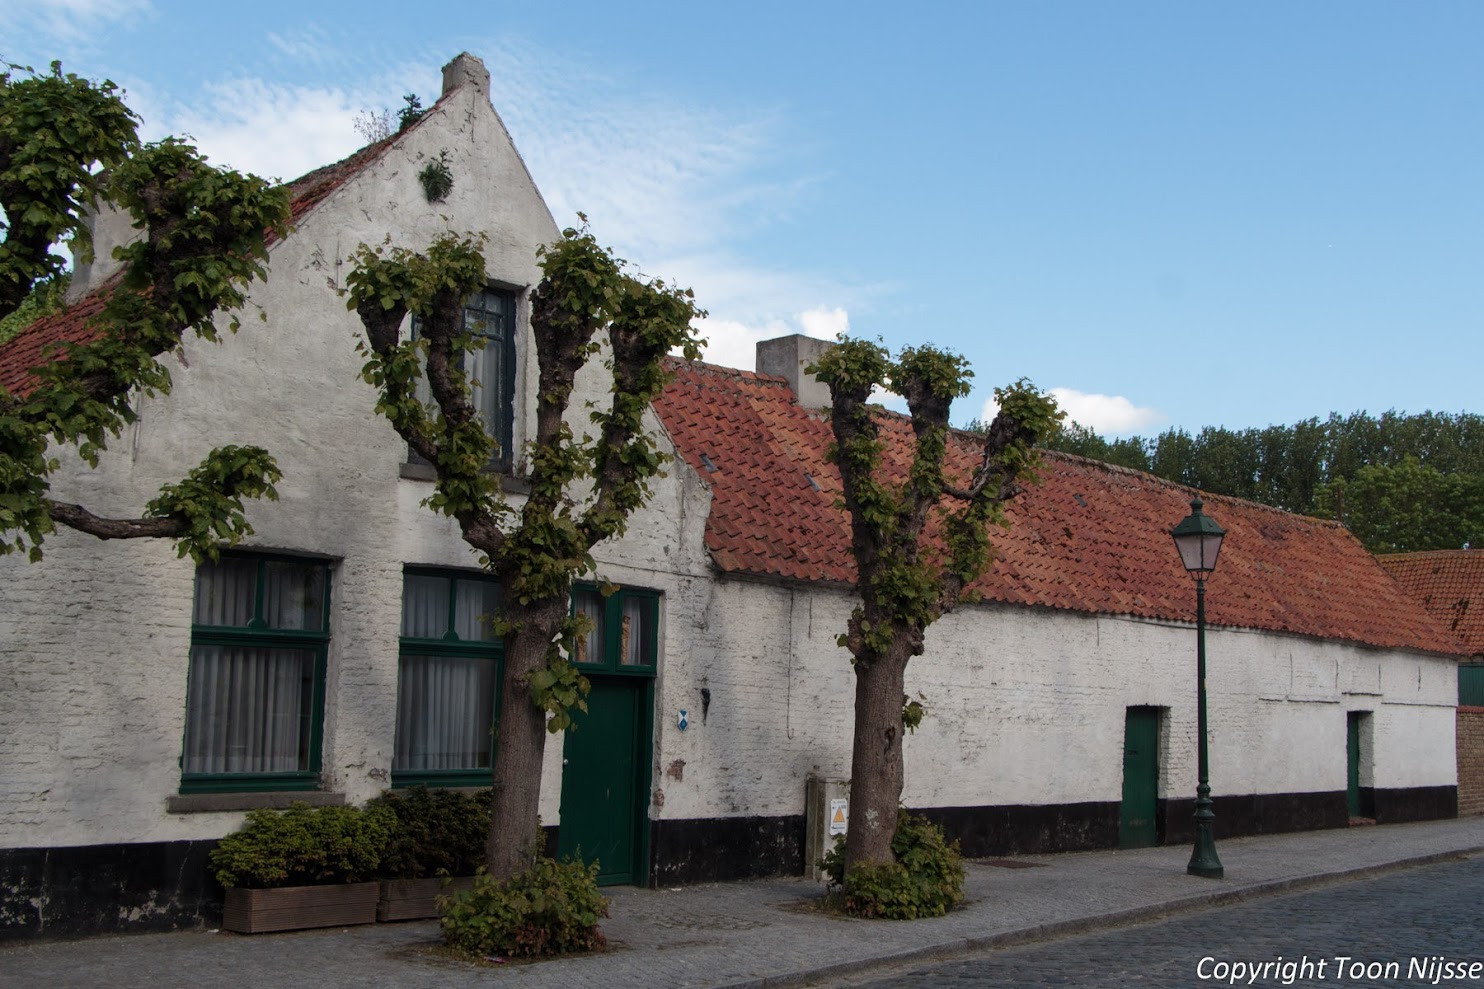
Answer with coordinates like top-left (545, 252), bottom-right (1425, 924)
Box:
top-left (1171, 497), bottom-right (1226, 879)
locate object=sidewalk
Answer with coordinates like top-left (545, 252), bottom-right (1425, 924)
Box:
top-left (5, 815), bottom-right (1483, 989)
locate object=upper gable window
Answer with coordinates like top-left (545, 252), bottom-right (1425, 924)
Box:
top-left (412, 287), bottom-right (517, 470)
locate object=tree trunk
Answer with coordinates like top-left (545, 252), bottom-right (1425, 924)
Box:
top-left (843, 647), bottom-right (911, 870)
top-left (484, 596), bottom-right (567, 878)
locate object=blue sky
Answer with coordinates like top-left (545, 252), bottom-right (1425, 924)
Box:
top-left (7, 1), bottom-right (1482, 436)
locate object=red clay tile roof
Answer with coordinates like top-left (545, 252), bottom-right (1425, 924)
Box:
top-left (653, 359), bottom-right (1463, 656)
top-left (1377, 550), bottom-right (1484, 657)
top-left (0, 96), bottom-right (452, 398)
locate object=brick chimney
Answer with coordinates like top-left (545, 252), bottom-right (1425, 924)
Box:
top-left (65, 197), bottom-right (139, 305)
top-left (756, 334), bottom-right (835, 410)
top-left (442, 52), bottom-right (490, 99)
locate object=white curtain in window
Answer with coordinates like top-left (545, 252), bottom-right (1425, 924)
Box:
top-left (573, 590), bottom-right (604, 664)
top-left (401, 574), bottom-right (449, 638)
top-left (622, 597), bottom-right (652, 665)
top-left (454, 579), bottom-right (500, 641)
top-left (192, 558), bottom-right (256, 626)
top-left (263, 561), bottom-right (324, 630)
top-left (467, 336), bottom-right (504, 435)
top-left (394, 655), bottom-right (495, 770)
top-left (182, 646), bottom-right (312, 774)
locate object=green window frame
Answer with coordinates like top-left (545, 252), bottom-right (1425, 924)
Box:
top-left (570, 584), bottom-right (660, 676)
top-left (392, 568), bottom-right (504, 788)
top-left (410, 287), bottom-right (518, 470)
top-left (180, 553), bottom-right (332, 794)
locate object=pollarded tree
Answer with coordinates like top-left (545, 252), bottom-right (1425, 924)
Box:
top-left (0, 62), bottom-right (289, 561)
top-left (347, 225), bottom-right (702, 878)
top-left (810, 338), bottom-right (1059, 900)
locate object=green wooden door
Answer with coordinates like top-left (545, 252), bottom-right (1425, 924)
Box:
top-left (1347, 711), bottom-right (1362, 818)
top-left (558, 676), bottom-right (650, 885)
top-left (1119, 707), bottom-right (1160, 849)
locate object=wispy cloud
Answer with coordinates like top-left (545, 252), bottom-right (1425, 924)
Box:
top-left (132, 57), bottom-right (433, 181)
top-left (125, 35), bottom-right (871, 369)
top-left (1, 0), bottom-right (152, 46)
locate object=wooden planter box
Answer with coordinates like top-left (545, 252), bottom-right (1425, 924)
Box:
top-left (223, 882), bottom-right (380, 934)
top-left (377, 876), bottom-right (476, 922)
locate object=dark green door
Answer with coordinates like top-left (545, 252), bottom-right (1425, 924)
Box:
top-left (1119, 707), bottom-right (1160, 849)
top-left (558, 676), bottom-right (649, 885)
top-left (1347, 712), bottom-right (1363, 818)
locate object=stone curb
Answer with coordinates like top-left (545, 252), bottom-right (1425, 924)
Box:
top-left (713, 846), bottom-right (1484, 989)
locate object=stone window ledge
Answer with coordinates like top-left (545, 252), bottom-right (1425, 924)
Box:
top-left (400, 460), bottom-right (531, 494)
top-left (166, 791), bottom-right (348, 814)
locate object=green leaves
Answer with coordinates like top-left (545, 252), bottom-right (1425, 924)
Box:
top-left (0, 65), bottom-right (289, 560)
top-left (146, 446), bottom-right (282, 563)
top-left (348, 220), bottom-right (702, 733)
top-left (0, 62), bottom-right (140, 320)
top-left (439, 851), bottom-right (609, 958)
top-left (821, 811), bottom-right (964, 919)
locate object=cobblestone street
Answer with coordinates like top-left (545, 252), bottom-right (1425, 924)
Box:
top-left (834, 854), bottom-right (1484, 989)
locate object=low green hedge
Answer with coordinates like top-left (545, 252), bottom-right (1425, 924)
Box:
top-left (209, 802), bottom-right (395, 889)
top-left (209, 788), bottom-right (495, 888)
top-left (367, 786), bottom-right (491, 880)
top-left (821, 810), bottom-right (965, 919)
top-left (440, 855), bottom-right (609, 958)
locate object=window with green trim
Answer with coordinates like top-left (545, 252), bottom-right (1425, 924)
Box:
top-left (411, 287), bottom-right (517, 469)
top-left (180, 553), bottom-right (331, 793)
top-left (571, 585), bottom-right (659, 673)
top-left (393, 569), bottom-right (503, 786)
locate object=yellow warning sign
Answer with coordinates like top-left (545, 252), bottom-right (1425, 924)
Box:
top-left (828, 797), bottom-right (848, 836)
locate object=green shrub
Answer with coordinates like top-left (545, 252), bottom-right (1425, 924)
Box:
top-left (368, 786), bottom-right (491, 879)
top-left (439, 855), bottom-right (609, 958)
top-left (821, 810), bottom-right (965, 919)
top-left (209, 802), bottom-right (395, 888)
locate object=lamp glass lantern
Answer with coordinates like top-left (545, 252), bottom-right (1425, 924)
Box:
top-left (1171, 498), bottom-right (1225, 577)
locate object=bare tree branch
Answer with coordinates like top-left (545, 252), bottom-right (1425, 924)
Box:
top-left (46, 500), bottom-right (187, 540)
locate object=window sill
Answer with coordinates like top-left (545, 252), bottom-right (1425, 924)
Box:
top-left (166, 791), bottom-right (348, 814)
top-left (399, 461), bottom-right (530, 494)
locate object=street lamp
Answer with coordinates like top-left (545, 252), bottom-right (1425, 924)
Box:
top-left (1171, 497), bottom-right (1226, 879)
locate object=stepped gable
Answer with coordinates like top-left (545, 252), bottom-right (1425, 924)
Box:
top-left (1379, 549), bottom-right (1484, 657)
top-left (653, 357), bottom-right (1462, 656)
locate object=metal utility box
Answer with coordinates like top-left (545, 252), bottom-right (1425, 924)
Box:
top-left (805, 776), bottom-right (850, 881)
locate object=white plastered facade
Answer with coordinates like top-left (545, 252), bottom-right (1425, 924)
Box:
top-left (0, 55), bottom-right (1458, 862)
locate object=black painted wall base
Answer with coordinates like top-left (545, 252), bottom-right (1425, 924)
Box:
top-left (0, 841), bottom-right (221, 942)
top-left (2, 785), bottom-right (1459, 940)
top-left (1159, 789), bottom-right (1350, 844)
top-left (1364, 785), bottom-right (1457, 824)
top-left (649, 815), bottom-right (804, 886)
top-left (918, 802), bottom-right (1121, 858)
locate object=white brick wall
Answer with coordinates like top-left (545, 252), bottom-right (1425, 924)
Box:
top-left (0, 67), bottom-right (1459, 855)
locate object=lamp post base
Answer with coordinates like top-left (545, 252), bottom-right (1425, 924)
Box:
top-left (1187, 806), bottom-right (1223, 879)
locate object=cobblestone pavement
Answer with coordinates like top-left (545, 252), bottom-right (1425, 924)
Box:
top-left (832, 854), bottom-right (1484, 989)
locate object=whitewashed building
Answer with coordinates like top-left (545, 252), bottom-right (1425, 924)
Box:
top-left (0, 54), bottom-right (1462, 939)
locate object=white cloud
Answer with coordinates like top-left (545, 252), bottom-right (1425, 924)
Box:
top-left (122, 37), bottom-right (876, 365)
top-left (131, 57), bottom-right (435, 181)
top-left (799, 306), bottom-right (849, 340)
top-left (696, 305), bottom-right (845, 372)
top-left (990, 387), bottom-right (1162, 436)
top-left (163, 80), bottom-right (364, 181)
top-left (1, 0), bottom-right (152, 44)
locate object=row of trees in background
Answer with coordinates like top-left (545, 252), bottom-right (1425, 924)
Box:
top-left (1029, 411), bottom-right (1484, 555)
